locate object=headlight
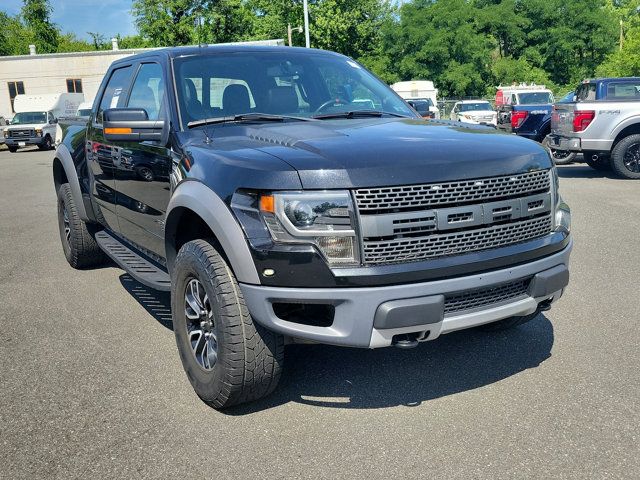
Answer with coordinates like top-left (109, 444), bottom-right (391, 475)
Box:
top-left (259, 191), bottom-right (359, 266)
top-left (35, 129), bottom-right (42, 136)
top-left (550, 168), bottom-right (571, 233)
top-left (555, 199), bottom-right (571, 233)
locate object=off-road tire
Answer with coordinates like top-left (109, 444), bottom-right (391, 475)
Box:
top-left (38, 135), bottom-right (52, 151)
top-left (57, 183), bottom-right (106, 268)
top-left (543, 138), bottom-right (576, 165)
top-left (610, 134), bottom-right (640, 179)
top-left (172, 239), bottom-right (284, 409)
top-left (7, 146), bottom-right (17, 153)
top-left (478, 312), bottom-right (540, 331)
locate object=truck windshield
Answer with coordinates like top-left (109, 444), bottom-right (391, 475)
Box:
top-left (11, 112), bottom-right (47, 124)
top-left (517, 92), bottom-right (554, 105)
top-left (459, 102), bottom-right (492, 112)
top-left (173, 51), bottom-right (416, 128)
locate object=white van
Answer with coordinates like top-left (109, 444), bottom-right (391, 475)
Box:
top-left (3, 93), bottom-right (84, 152)
top-left (390, 80), bottom-right (440, 118)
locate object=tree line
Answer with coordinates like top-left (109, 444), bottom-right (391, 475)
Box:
top-left (2, 0), bottom-right (639, 97)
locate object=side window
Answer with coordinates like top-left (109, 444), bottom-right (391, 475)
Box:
top-left (97, 66), bottom-right (133, 123)
top-left (127, 63), bottom-right (166, 120)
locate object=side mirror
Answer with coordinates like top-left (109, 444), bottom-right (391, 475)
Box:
top-left (103, 108), bottom-right (165, 142)
top-left (51, 118), bottom-right (58, 124)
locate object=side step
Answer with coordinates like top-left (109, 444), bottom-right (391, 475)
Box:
top-left (95, 230), bottom-right (171, 291)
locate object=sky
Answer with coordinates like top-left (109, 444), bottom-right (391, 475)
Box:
top-left (3, 0), bottom-right (137, 41)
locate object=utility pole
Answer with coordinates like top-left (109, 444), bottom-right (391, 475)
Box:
top-left (303, 0), bottom-right (310, 48)
top-left (620, 19), bottom-right (624, 51)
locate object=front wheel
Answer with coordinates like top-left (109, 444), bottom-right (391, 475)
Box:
top-left (7, 146), bottom-right (17, 153)
top-left (610, 134), bottom-right (640, 179)
top-left (171, 239), bottom-right (284, 409)
top-left (38, 135), bottom-right (52, 151)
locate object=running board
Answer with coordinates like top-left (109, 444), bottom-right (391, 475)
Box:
top-left (95, 231), bottom-right (171, 291)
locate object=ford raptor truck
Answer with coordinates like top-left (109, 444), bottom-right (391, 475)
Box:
top-left (53, 46), bottom-right (572, 409)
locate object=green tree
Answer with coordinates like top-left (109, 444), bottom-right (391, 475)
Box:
top-left (384, 0), bottom-right (494, 96)
top-left (21, 0), bottom-right (59, 53)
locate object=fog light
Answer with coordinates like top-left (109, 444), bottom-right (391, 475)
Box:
top-left (262, 268), bottom-right (275, 277)
top-left (315, 236), bottom-right (357, 265)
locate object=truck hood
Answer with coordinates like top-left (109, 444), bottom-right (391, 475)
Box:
top-left (237, 118), bottom-right (552, 189)
top-left (458, 110), bottom-right (495, 117)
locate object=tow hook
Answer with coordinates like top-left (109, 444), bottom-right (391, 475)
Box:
top-left (392, 333), bottom-right (420, 349)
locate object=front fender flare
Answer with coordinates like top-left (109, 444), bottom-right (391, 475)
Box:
top-left (165, 181), bottom-right (261, 285)
top-left (53, 143), bottom-right (89, 222)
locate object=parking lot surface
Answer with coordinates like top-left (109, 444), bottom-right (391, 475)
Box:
top-left (1, 148), bottom-right (638, 479)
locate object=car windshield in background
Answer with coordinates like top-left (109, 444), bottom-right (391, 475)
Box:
top-left (173, 51), bottom-right (416, 128)
top-left (11, 112), bottom-right (47, 124)
top-left (410, 100), bottom-right (431, 115)
top-left (459, 102), bottom-right (492, 112)
top-left (518, 92), bottom-right (554, 104)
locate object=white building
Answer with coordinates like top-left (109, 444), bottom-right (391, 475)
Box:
top-left (0, 39), bottom-right (284, 119)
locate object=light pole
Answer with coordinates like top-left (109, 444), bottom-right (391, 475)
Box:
top-left (287, 24), bottom-right (303, 47)
top-left (303, 0), bottom-right (310, 48)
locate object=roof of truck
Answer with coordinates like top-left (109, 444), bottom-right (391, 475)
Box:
top-left (111, 45), bottom-right (342, 64)
top-left (583, 77), bottom-right (640, 83)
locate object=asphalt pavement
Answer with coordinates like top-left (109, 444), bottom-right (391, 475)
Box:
top-left (1, 147), bottom-right (638, 479)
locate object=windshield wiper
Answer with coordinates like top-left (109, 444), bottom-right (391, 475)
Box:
top-left (312, 110), bottom-right (411, 120)
top-left (187, 113), bottom-right (313, 129)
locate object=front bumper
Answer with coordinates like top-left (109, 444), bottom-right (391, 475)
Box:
top-left (240, 240), bottom-right (572, 348)
top-left (4, 137), bottom-right (45, 147)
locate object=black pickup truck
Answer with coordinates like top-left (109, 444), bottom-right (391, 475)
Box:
top-left (53, 46), bottom-right (572, 408)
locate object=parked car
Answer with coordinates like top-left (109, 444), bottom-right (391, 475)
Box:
top-left (449, 100), bottom-right (497, 126)
top-left (547, 77), bottom-right (640, 178)
top-left (391, 81), bottom-right (440, 118)
top-left (3, 93), bottom-right (84, 152)
top-left (407, 98), bottom-right (438, 119)
top-left (495, 84), bottom-right (555, 142)
top-left (53, 46), bottom-right (572, 408)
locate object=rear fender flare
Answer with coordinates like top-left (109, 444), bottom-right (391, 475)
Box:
top-left (165, 181), bottom-right (260, 285)
top-left (53, 143), bottom-right (89, 222)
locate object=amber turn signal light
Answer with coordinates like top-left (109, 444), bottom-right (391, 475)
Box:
top-left (259, 195), bottom-right (275, 213)
top-left (104, 127), bottom-right (132, 134)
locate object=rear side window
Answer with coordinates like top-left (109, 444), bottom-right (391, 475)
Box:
top-left (127, 63), bottom-right (166, 120)
top-left (576, 83), bottom-right (596, 101)
top-left (605, 82), bottom-right (640, 100)
top-left (97, 66), bottom-right (133, 123)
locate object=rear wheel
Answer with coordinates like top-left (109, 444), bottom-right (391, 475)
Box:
top-left (172, 239), bottom-right (284, 409)
top-left (610, 134), bottom-right (640, 179)
top-left (479, 312), bottom-right (540, 331)
top-left (57, 183), bottom-right (106, 268)
top-left (543, 138), bottom-right (576, 165)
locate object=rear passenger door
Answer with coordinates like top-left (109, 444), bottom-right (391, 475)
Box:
top-left (112, 61), bottom-right (172, 257)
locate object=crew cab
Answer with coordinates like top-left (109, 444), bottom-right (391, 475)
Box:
top-left (496, 84), bottom-right (555, 142)
top-left (53, 46), bottom-right (572, 408)
top-left (547, 77), bottom-right (640, 179)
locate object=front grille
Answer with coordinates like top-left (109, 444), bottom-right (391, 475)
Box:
top-left (9, 129), bottom-right (34, 138)
top-left (362, 215), bottom-right (552, 265)
top-left (444, 279), bottom-right (530, 315)
top-left (354, 170), bottom-right (550, 214)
